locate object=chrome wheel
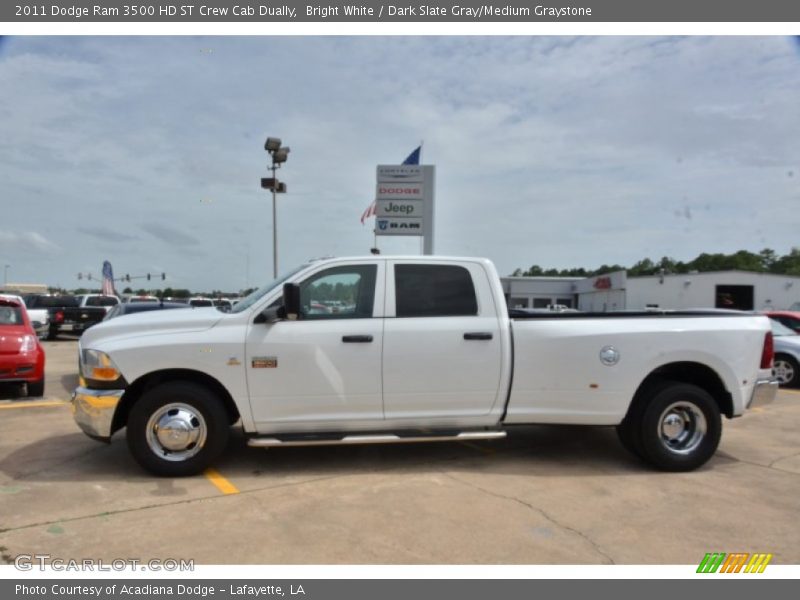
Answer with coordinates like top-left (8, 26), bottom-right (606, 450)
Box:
top-left (774, 358), bottom-right (796, 386)
top-left (145, 402), bottom-right (207, 462)
top-left (658, 401), bottom-right (707, 455)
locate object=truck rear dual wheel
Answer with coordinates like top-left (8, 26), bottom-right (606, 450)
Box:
top-left (126, 382), bottom-right (230, 477)
top-left (617, 381), bottom-right (721, 472)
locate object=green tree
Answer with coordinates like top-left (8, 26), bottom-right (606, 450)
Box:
top-left (759, 248), bottom-right (778, 272)
top-left (628, 258), bottom-right (656, 277)
top-left (774, 247), bottom-right (800, 276)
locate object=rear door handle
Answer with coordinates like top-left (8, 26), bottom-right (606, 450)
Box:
top-left (342, 335), bottom-right (373, 343)
top-left (464, 332), bottom-right (493, 340)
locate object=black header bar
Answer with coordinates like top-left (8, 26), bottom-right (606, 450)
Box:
top-left (4, 0), bottom-right (800, 23)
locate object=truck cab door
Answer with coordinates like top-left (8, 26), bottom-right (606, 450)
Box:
top-left (382, 261), bottom-right (506, 423)
top-left (245, 261), bottom-right (385, 431)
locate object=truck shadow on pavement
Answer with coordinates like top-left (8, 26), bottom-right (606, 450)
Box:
top-left (1, 423), bottom-right (733, 485)
top-left (218, 425), bottom-right (730, 479)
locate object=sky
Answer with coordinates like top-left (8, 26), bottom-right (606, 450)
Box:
top-left (1, 36), bottom-right (799, 292)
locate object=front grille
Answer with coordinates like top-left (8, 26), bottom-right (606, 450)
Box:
top-left (16, 365), bottom-right (33, 374)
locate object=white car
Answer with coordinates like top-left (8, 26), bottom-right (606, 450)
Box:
top-left (75, 294), bottom-right (120, 314)
top-left (770, 319), bottom-right (800, 387)
top-left (73, 256), bottom-right (777, 477)
top-left (188, 297), bottom-right (215, 308)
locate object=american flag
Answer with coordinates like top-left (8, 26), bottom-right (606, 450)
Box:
top-left (360, 202), bottom-right (377, 224)
top-left (101, 260), bottom-right (116, 296)
top-left (360, 145), bottom-right (421, 225)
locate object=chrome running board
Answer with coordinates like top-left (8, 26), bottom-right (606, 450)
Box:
top-left (247, 430), bottom-right (506, 448)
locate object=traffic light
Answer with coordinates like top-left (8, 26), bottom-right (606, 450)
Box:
top-left (161, 273), bottom-right (166, 281)
top-left (147, 273), bottom-right (151, 281)
top-left (125, 274), bottom-right (130, 282)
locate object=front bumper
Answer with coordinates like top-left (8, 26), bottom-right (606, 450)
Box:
top-left (748, 378), bottom-right (779, 409)
top-left (0, 357), bottom-right (43, 383)
top-left (71, 386), bottom-right (124, 441)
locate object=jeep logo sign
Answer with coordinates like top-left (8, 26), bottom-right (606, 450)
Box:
top-left (376, 200), bottom-right (422, 217)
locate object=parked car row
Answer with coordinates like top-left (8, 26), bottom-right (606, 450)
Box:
top-left (0, 293), bottom-right (49, 338)
top-left (23, 294), bottom-right (107, 339)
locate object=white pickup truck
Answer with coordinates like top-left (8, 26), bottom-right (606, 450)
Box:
top-left (72, 256), bottom-right (778, 476)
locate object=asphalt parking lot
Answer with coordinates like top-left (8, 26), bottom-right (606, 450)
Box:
top-left (0, 339), bottom-right (799, 566)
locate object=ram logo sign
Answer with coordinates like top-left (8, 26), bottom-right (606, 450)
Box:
top-left (696, 552), bottom-right (772, 574)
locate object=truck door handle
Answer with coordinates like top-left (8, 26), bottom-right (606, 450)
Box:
top-left (342, 335), bottom-right (373, 343)
top-left (464, 332), bottom-right (493, 340)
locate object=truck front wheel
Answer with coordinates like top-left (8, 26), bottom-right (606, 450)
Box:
top-left (635, 381), bottom-right (721, 472)
top-left (126, 381), bottom-right (230, 477)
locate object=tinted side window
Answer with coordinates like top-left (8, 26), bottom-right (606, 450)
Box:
top-left (87, 296), bottom-right (118, 307)
top-left (299, 265), bottom-right (377, 319)
top-left (395, 265), bottom-right (478, 317)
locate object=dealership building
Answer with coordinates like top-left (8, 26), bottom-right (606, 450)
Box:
top-left (501, 270), bottom-right (800, 312)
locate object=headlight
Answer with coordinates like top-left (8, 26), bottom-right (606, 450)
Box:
top-left (19, 335), bottom-right (37, 354)
top-left (81, 349), bottom-right (121, 381)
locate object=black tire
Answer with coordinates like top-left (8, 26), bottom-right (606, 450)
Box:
top-left (773, 354), bottom-right (799, 388)
top-left (46, 326), bottom-right (58, 341)
top-left (27, 378), bottom-right (45, 398)
top-left (616, 420), bottom-right (643, 460)
top-left (634, 381), bottom-right (721, 472)
top-left (126, 381), bottom-right (230, 477)
top-left (616, 379), bottom-right (665, 461)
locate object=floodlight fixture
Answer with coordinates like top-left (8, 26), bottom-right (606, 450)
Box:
top-left (272, 147), bottom-right (290, 164)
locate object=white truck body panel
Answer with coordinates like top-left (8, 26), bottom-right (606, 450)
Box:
top-left (506, 316), bottom-right (768, 425)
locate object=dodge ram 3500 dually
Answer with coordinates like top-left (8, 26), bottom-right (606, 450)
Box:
top-left (72, 256), bottom-right (778, 476)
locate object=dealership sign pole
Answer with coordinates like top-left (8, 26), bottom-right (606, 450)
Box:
top-left (375, 164), bottom-right (435, 254)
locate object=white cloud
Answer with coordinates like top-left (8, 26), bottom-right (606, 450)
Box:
top-left (0, 231), bottom-right (61, 255)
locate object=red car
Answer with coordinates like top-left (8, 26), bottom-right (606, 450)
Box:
top-left (765, 311), bottom-right (800, 334)
top-left (0, 296), bottom-right (46, 397)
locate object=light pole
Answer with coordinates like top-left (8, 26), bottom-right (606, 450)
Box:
top-left (261, 137), bottom-right (290, 279)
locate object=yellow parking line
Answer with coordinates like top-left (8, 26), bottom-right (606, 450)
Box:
top-left (203, 467), bottom-right (239, 495)
top-left (0, 400), bottom-right (68, 410)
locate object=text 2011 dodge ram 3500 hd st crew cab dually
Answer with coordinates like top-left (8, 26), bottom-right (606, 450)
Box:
top-left (72, 256), bottom-right (778, 476)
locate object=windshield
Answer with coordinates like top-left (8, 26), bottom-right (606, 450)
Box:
top-left (230, 263), bottom-right (310, 314)
top-left (770, 319), bottom-right (797, 337)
